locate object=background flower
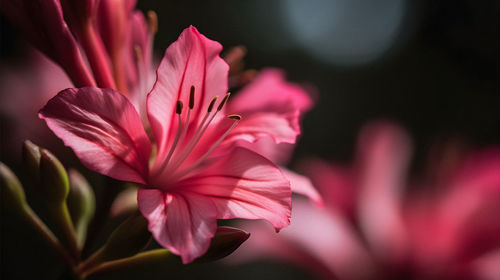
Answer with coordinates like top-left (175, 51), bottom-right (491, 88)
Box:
top-left (230, 121), bottom-right (500, 280)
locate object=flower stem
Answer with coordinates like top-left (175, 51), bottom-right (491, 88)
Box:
top-left (22, 205), bottom-right (78, 275)
top-left (81, 249), bottom-right (172, 278)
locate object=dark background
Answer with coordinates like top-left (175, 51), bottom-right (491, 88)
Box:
top-left (1, 0), bottom-right (499, 279)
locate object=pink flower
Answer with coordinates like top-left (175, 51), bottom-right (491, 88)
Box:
top-left (39, 26), bottom-right (314, 263)
top-left (231, 121), bottom-right (500, 280)
top-left (0, 0), bottom-right (155, 158)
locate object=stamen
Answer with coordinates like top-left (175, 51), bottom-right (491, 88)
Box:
top-left (134, 45), bottom-right (146, 96)
top-left (134, 45), bottom-right (144, 63)
top-left (217, 92), bottom-right (231, 111)
top-left (189, 86), bottom-right (195, 109)
top-left (160, 93), bottom-right (236, 178)
top-left (228, 114), bottom-right (241, 120)
top-left (176, 100), bottom-right (183, 114)
top-left (155, 111), bottom-right (182, 175)
top-left (177, 87), bottom-right (195, 149)
top-left (198, 115), bottom-right (241, 161)
top-left (207, 95), bottom-right (218, 113)
top-left (164, 95), bottom-right (226, 174)
top-left (185, 94), bottom-right (230, 153)
top-left (172, 115), bottom-right (242, 181)
top-left (147, 11), bottom-right (158, 34)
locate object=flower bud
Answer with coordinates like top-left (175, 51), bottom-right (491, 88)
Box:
top-left (110, 185), bottom-right (138, 217)
top-left (196, 226), bottom-right (250, 263)
top-left (0, 162), bottom-right (28, 213)
top-left (68, 169), bottom-right (96, 249)
top-left (1, 162), bottom-right (76, 267)
top-left (79, 211), bottom-right (151, 273)
top-left (22, 140), bottom-right (41, 183)
top-left (39, 149), bottom-right (79, 260)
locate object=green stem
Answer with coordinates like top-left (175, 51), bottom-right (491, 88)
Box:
top-left (22, 205), bottom-right (78, 276)
top-left (81, 249), bottom-right (172, 278)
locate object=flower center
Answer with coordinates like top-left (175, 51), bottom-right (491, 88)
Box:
top-left (154, 85), bottom-right (240, 182)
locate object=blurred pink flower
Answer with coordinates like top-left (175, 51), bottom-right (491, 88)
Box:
top-left (231, 121), bottom-right (500, 280)
top-left (39, 26), bottom-right (316, 263)
top-left (0, 51), bottom-right (73, 159)
top-left (0, 0), bottom-right (155, 158)
top-left (0, 0), bottom-right (156, 102)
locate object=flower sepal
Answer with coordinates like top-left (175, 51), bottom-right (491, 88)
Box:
top-left (195, 226), bottom-right (250, 263)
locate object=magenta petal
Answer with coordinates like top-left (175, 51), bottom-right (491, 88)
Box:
top-left (226, 69), bottom-right (313, 145)
top-left (137, 189), bottom-right (217, 264)
top-left (39, 87), bottom-right (151, 184)
top-left (178, 147), bottom-right (292, 231)
top-left (147, 26), bottom-right (229, 164)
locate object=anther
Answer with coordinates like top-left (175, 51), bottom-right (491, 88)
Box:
top-left (134, 45), bottom-right (143, 62)
top-left (207, 96), bottom-right (219, 112)
top-left (147, 11), bottom-right (158, 34)
top-left (228, 114), bottom-right (241, 120)
top-left (217, 93), bottom-right (231, 111)
top-left (189, 86), bottom-right (195, 109)
top-left (176, 100), bottom-right (183, 114)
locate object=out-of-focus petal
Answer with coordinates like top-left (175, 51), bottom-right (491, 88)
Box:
top-left (355, 122), bottom-right (412, 262)
top-left (137, 189), bottom-right (217, 264)
top-left (471, 250), bottom-right (500, 280)
top-left (39, 87), bottom-right (151, 184)
top-left (226, 69), bottom-right (313, 145)
top-left (298, 158), bottom-right (355, 216)
top-left (281, 168), bottom-right (323, 206)
top-left (177, 147), bottom-right (292, 231)
top-left (433, 148), bottom-right (500, 261)
top-left (232, 199), bottom-right (375, 280)
top-left (147, 26), bottom-right (229, 164)
top-left (0, 51), bottom-right (73, 159)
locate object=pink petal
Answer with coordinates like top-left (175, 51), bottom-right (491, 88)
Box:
top-left (39, 87), bottom-right (151, 184)
top-left (147, 26), bottom-right (229, 164)
top-left (232, 199), bottom-right (375, 280)
top-left (433, 148), bottom-right (500, 260)
top-left (177, 147), bottom-right (292, 231)
top-left (137, 189), bottom-right (217, 264)
top-left (225, 69), bottom-right (313, 145)
top-left (406, 148), bottom-right (500, 266)
top-left (472, 250), bottom-right (500, 280)
top-left (355, 121), bottom-right (412, 261)
top-left (281, 168), bottom-right (323, 207)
